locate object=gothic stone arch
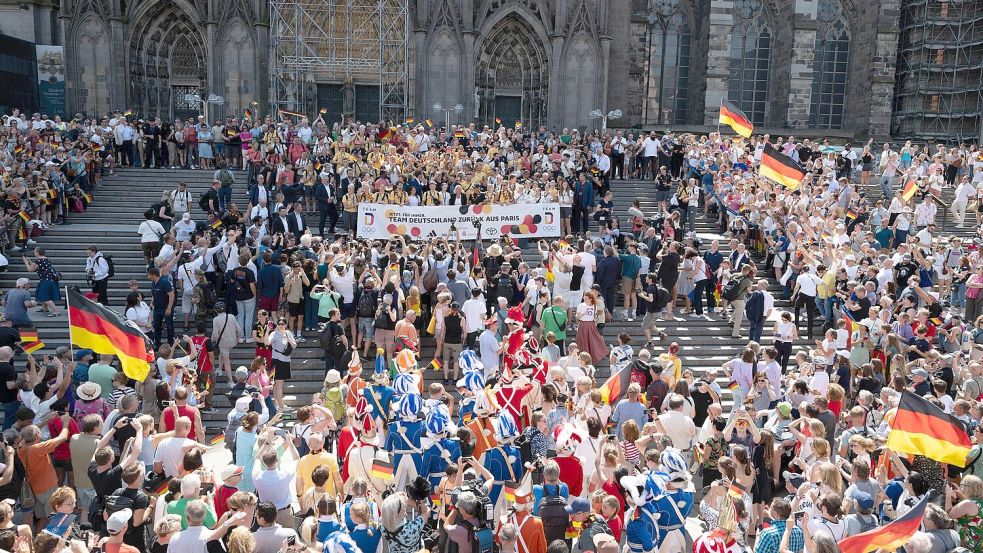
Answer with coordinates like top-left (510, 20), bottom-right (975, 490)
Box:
top-left (126, 0), bottom-right (207, 121)
top-left (68, 14), bottom-right (112, 116)
top-left (475, 10), bottom-right (551, 129)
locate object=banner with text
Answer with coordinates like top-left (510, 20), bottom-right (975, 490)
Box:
top-left (357, 203), bottom-right (561, 240)
top-left (35, 45), bottom-right (65, 117)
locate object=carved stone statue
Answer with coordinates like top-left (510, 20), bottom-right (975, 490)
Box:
top-left (474, 88), bottom-right (480, 119)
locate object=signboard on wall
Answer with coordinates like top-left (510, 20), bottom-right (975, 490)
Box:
top-left (35, 44), bottom-right (65, 116)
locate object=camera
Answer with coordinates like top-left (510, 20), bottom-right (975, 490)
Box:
top-left (448, 481), bottom-right (495, 528)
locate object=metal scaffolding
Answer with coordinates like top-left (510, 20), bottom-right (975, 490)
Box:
top-left (268, 0), bottom-right (409, 122)
top-left (892, 0), bottom-right (983, 143)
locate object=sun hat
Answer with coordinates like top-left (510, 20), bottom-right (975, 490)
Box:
top-left (76, 381), bottom-right (101, 401)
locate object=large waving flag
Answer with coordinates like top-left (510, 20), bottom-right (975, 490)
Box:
top-left (759, 144), bottom-right (806, 190)
top-left (67, 288), bottom-right (155, 382)
top-left (838, 495), bottom-right (928, 553)
top-left (599, 365), bottom-right (631, 405)
top-left (886, 391), bottom-right (972, 466)
top-left (718, 101), bottom-right (753, 138)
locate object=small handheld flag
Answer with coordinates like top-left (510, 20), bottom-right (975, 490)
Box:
top-left (425, 119), bottom-right (433, 128)
top-left (210, 218), bottom-right (223, 230)
top-left (319, 108), bottom-right (327, 115)
top-left (495, 117), bottom-right (502, 125)
top-left (902, 179), bottom-right (918, 201)
top-left (514, 121), bottom-right (522, 128)
top-left (428, 358), bottom-right (443, 372)
top-left (209, 434), bottom-right (225, 446)
top-left (846, 209), bottom-right (858, 220)
top-left (727, 481), bottom-right (746, 499)
top-left (371, 459), bottom-right (394, 481)
top-left (153, 477), bottom-right (173, 496)
top-left (599, 365), bottom-right (631, 405)
top-left (726, 380), bottom-right (739, 391)
top-left (17, 211), bottom-right (30, 223)
top-left (504, 481), bottom-right (518, 502)
top-left (454, 130), bottom-right (465, 139)
top-left (244, 109), bottom-right (253, 119)
top-left (405, 117), bottom-right (415, 124)
top-left (277, 108), bottom-right (306, 119)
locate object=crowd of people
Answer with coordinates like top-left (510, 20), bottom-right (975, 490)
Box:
top-left (1, 106), bottom-right (983, 553)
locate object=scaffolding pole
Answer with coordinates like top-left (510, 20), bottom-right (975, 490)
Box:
top-left (892, 0), bottom-right (983, 143)
top-left (268, 0), bottom-right (409, 122)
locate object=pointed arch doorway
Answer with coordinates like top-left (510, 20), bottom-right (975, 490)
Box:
top-left (475, 13), bottom-right (549, 129)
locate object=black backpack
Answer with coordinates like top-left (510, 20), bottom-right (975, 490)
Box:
top-left (196, 282), bottom-right (218, 311)
top-left (721, 276), bottom-right (745, 302)
top-left (744, 290), bottom-right (765, 321)
top-left (495, 275), bottom-right (514, 303)
top-left (357, 290), bottom-right (377, 318)
top-left (539, 485), bottom-right (569, 547)
top-left (653, 286), bottom-right (671, 311)
top-left (198, 191), bottom-right (212, 212)
top-left (98, 253), bottom-right (115, 278)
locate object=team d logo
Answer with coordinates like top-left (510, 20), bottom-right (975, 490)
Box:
top-left (543, 212), bottom-right (554, 225)
top-left (362, 213), bottom-right (375, 225)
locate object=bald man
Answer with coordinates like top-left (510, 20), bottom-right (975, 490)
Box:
top-left (153, 415), bottom-right (204, 477)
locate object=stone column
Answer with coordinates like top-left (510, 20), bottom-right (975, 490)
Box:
top-left (462, 31), bottom-right (477, 124)
top-left (547, 36), bottom-right (565, 129)
top-left (107, 16), bottom-right (127, 112)
top-left (785, 0), bottom-right (818, 129)
top-left (867, 0), bottom-right (900, 138)
top-left (412, 29), bottom-right (428, 119)
top-left (703, 0), bottom-right (734, 126)
top-left (604, 0), bottom-right (631, 127)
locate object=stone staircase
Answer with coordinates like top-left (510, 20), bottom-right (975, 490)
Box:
top-left (3, 168), bottom-right (815, 433)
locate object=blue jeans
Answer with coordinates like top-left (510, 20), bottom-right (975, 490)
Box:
top-left (2, 401), bottom-right (18, 430)
top-left (952, 282), bottom-right (967, 309)
top-left (264, 395), bottom-right (277, 419)
top-left (749, 318), bottom-right (764, 342)
top-left (692, 279), bottom-right (708, 315)
top-left (816, 296), bottom-right (835, 322)
top-left (218, 186), bottom-right (232, 211)
top-left (236, 298), bottom-right (256, 341)
top-left (304, 294), bottom-right (319, 331)
top-left (153, 309), bottom-right (174, 348)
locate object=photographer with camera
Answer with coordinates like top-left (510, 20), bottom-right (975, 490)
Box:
top-left (380, 491), bottom-right (430, 553)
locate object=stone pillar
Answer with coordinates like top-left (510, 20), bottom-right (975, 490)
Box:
top-left (604, 0), bottom-right (631, 127)
top-left (547, 36), bottom-right (565, 129)
top-left (785, 0), bottom-right (818, 129)
top-left (412, 29), bottom-right (428, 119)
top-left (703, 0), bottom-right (733, 125)
top-left (462, 31), bottom-right (477, 123)
top-left (867, 0), bottom-right (900, 138)
top-left (254, 20), bottom-right (271, 112)
top-left (107, 16), bottom-right (127, 111)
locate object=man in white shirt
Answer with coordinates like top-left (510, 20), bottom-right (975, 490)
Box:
top-left (252, 428), bottom-right (300, 526)
top-left (657, 394), bottom-right (697, 450)
top-left (611, 130), bottom-right (628, 180)
top-left (152, 416), bottom-right (202, 477)
top-left (170, 182), bottom-right (192, 217)
top-left (952, 176), bottom-right (977, 227)
top-left (462, 288), bottom-right (487, 348)
top-left (478, 318), bottom-right (502, 380)
top-left (640, 132), bottom-right (661, 179)
top-left (913, 196), bottom-right (937, 231)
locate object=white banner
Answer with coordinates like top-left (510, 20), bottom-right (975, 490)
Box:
top-left (357, 203), bottom-right (561, 240)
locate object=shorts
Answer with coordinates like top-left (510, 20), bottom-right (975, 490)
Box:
top-left (52, 458), bottom-right (73, 471)
top-left (288, 302), bottom-right (304, 317)
top-left (561, 207), bottom-right (572, 219)
top-left (259, 296), bottom-right (279, 312)
top-left (340, 301), bottom-right (355, 319)
top-left (33, 487), bottom-right (54, 518)
top-left (443, 342), bottom-right (463, 367)
top-left (656, 189), bottom-right (672, 203)
top-left (181, 289), bottom-right (194, 315)
top-left (359, 317), bottom-right (374, 336)
top-left (642, 312), bottom-right (663, 331)
top-left (76, 487), bottom-right (96, 512)
top-left (375, 328), bottom-right (395, 350)
top-left (35, 280), bottom-right (61, 303)
top-left (621, 276), bottom-right (637, 296)
top-left (271, 358), bottom-right (292, 380)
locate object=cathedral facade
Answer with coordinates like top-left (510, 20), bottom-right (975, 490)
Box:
top-left (49, 0), bottom-right (901, 138)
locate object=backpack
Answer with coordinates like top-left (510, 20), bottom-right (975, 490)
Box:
top-left (721, 276), bottom-right (745, 302)
top-left (103, 487), bottom-right (135, 514)
top-left (539, 485), bottom-right (570, 547)
top-left (323, 386), bottom-right (346, 422)
top-left (653, 286), bottom-right (671, 311)
top-left (103, 254), bottom-right (115, 278)
top-left (218, 169), bottom-right (233, 187)
top-left (198, 191), bottom-right (212, 211)
top-left (629, 359), bottom-right (653, 389)
top-left (856, 514), bottom-right (878, 533)
top-left (422, 265), bottom-right (439, 292)
top-left (194, 282), bottom-right (218, 313)
top-left (744, 290), bottom-right (765, 322)
top-left (462, 520), bottom-right (495, 553)
top-left (357, 290), bottom-right (377, 318)
top-left (495, 275), bottom-right (514, 303)
top-left (224, 412), bottom-right (244, 457)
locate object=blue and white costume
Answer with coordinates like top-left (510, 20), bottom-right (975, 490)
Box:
top-left (483, 411), bottom-right (524, 510)
top-left (384, 393), bottom-right (425, 489)
top-left (652, 448), bottom-right (695, 552)
top-left (420, 405), bottom-right (462, 490)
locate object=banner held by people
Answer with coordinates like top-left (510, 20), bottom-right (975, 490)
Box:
top-left (357, 203), bottom-right (561, 240)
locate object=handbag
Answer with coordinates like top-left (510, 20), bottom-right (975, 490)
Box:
top-left (426, 314), bottom-right (437, 336)
top-left (275, 333), bottom-right (295, 357)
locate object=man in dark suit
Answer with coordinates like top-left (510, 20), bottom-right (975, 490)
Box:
top-left (270, 205), bottom-right (291, 236)
top-left (572, 173), bottom-right (595, 234)
top-left (288, 203), bottom-right (308, 239)
top-left (594, 245), bottom-right (622, 319)
top-left (314, 174), bottom-right (338, 236)
top-left (248, 174), bottom-right (270, 206)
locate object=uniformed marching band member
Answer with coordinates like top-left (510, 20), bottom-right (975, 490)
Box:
top-left (483, 411), bottom-right (524, 515)
top-left (385, 392), bottom-right (425, 490)
top-left (363, 348), bottom-right (394, 441)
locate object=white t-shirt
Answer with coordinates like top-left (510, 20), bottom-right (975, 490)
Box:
top-left (810, 370), bottom-right (830, 395)
top-left (138, 220), bottom-right (166, 243)
top-left (153, 436), bottom-right (197, 477)
top-left (642, 137), bottom-right (661, 157)
top-left (462, 299), bottom-right (486, 333)
top-left (170, 526), bottom-right (208, 553)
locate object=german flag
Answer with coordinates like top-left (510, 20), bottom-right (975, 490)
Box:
top-left (846, 208), bottom-right (858, 220)
top-left (726, 380), bottom-right (739, 391)
top-left (842, 312), bottom-right (860, 349)
top-left (20, 328), bottom-right (44, 354)
top-left (727, 481), bottom-right (746, 499)
top-left (886, 391), bottom-right (972, 466)
top-left (430, 493), bottom-right (442, 507)
top-left (17, 211), bottom-right (30, 223)
top-left (67, 288), bottom-right (154, 382)
top-left (209, 434), bottom-right (225, 446)
top-left (243, 108), bottom-right (253, 119)
top-left (427, 358), bottom-right (442, 372)
top-left (425, 119), bottom-right (433, 128)
top-left (495, 117), bottom-right (502, 125)
top-left (902, 178), bottom-right (918, 201)
top-left (47, 189), bottom-right (57, 199)
top-left (319, 108), bottom-right (327, 115)
top-left (22, 340), bottom-right (45, 354)
top-left (17, 227), bottom-right (26, 242)
top-left (370, 459), bottom-right (394, 481)
top-left (514, 121), bottom-right (522, 128)
top-left (504, 481), bottom-right (518, 502)
top-left (545, 255), bottom-right (555, 283)
top-left (210, 218), bottom-right (223, 230)
top-left (378, 127), bottom-right (392, 141)
top-left (718, 100), bottom-right (753, 138)
top-left (405, 117), bottom-right (415, 124)
top-left (82, 192), bottom-right (93, 205)
top-left (153, 476), bottom-right (172, 496)
top-left (838, 495), bottom-right (927, 553)
top-left (759, 144), bottom-right (805, 190)
top-left (454, 130), bottom-right (465, 139)
top-left (599, 365), bottom-right (631, 405)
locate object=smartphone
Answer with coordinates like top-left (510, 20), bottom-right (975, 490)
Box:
top-left (286, 536), bottom-right (297, 547)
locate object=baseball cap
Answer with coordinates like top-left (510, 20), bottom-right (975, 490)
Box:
top-left (852, 491), bottom-right (874, 511)
top-left (565, 497), bottom-right (591, 515)
top-left (220, 465), bottom-right (244, 481)
top-left (107, 508), bottom-right (132, 533)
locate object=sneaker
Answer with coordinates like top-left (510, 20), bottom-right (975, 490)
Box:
top-left (297, 337), bottom-right (307, 343)
top-left (26, 240), bottom-right (36, 245)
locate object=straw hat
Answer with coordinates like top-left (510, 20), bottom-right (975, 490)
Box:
top-left (77, 381), bottom-right (101, 401)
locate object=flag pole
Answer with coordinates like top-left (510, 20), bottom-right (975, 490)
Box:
top-left (65, 286), bottom-right (74, 358)
top-left (717, 97), bottom-right (722, 139)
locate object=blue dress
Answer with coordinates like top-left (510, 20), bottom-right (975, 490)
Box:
top-left (235, 428), bottom-right (258, 492)
top-left (351, 525), bottom-right (382, 553)
top-left (198, 130), bottom-right (213, 159)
